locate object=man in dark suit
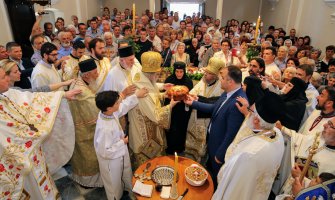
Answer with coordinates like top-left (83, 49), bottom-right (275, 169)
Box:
top-left (6, 42), bottom-right (34, 89)
top-left (185, 65), bottom-right (247, 182)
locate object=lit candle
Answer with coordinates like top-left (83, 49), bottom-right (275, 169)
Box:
top-left (132, 3), bottom-right (136, 33)
top-left (254, 16), bottom-right (261, 44)
top-left (173, 152), bottom-right (178, 182)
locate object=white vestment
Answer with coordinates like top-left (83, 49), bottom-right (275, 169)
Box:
top-left (276, 133), bottom-right (335, 199)
top-left (103, 60), bottom-right (142, 92)
top-left (0, 89), bottom-right (65, 199)
top-left (212, 127), bottom-right (284, 200)
top-left (94, 95), bottom-right (138, 200)
top-left (31, 60), bottom-right (63, 91)
top-left (31, 60), bottom-right (75, 175)
top-left (273, 109), bottom-right (335, 194)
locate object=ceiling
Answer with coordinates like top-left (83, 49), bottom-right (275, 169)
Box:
top-left (165, 0), bottom-right (206, 3)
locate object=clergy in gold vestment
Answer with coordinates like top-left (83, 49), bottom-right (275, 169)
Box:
top-left (128, 51), bottom-right (178, 168)
top-left (185, 57), bottom-right (224, 162)
top-left (68, 58), bottom-right (104, 187)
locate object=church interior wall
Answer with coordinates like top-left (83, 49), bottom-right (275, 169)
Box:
top-left (261, 0), bottom-right (335, 54)
top-left (0, 0), bottom-right (334, 52)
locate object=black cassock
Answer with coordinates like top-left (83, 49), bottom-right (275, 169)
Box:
top-left (164, 71), bottom-right (193, 154)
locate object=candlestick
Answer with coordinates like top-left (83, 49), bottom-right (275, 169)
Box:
top-left (254, 16), bottom-right (261, 44)
top-left (173, 152), bottom-right (178, 182)
top-left (170, 152), bottom-right (179, 199)
top-left (132, 3), bottom-right (136, 33)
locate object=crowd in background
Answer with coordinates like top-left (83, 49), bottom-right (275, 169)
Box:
top-left (1, 5), bottom-right (335, 200)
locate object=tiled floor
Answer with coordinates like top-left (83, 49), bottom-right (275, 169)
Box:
top-left (55, 165), bottom-right (131, 200)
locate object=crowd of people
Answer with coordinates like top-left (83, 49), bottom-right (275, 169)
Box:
top-left (0, 4), bottom-right (335, 200)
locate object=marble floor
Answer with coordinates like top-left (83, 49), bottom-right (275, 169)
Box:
top-left (54, 166), bottom-right (131, 200)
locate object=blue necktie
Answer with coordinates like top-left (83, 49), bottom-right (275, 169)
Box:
top-left (208, 93), bottom-right (227, 133)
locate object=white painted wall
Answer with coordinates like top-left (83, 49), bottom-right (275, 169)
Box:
top-left (205, 0), bottom-right (260, 25)
top-left (34, 0), bottom-right (101, 26)
top-left (261, 0), bottom-right (335, 54)
top-left (102, 0), bottom-right (150, 15)
top-left (0, 0), bottom-right (13, 45)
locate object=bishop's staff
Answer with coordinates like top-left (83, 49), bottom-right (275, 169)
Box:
top-left (299, 132), bottom-right (320, 183)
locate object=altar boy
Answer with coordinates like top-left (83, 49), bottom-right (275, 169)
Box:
top-left (94, 89), bottom-right (147, 200)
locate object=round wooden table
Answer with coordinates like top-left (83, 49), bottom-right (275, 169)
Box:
top-left (132, 156), bottom-right (214, 200)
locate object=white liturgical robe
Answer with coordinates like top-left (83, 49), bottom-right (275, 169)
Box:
top-left (94, 94), bottom-right (138, 200)
top-left (212, 127), bottom-right (284, 200)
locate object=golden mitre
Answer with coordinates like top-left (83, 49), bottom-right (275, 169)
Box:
top-left (141, 51), bottom-right (162, 73)
top-left (204, 57), bottom-right (225, 75)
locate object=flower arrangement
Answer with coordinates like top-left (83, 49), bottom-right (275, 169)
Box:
top-left (246, 43), bottom-right (261, 62)
top-left (123, 35), bottom-right (141, 54)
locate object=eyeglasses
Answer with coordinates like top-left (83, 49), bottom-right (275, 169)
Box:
top-left (327, 120), bottom-right (335, 129)
top-left (48, 53), bottom-right (58, 57)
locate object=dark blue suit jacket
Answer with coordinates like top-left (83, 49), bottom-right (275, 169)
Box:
top-left (192, 88), bottom-right (246, 162)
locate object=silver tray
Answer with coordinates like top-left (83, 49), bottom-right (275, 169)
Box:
top-left (151, 166), bottom-right (179, 185)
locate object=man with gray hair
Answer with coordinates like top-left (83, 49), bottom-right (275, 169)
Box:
top-left (199, 37), bottom-right (221, 68)
top-left (103, 32), bottom-right (118, 61)
top-left (198, 33), bottom-right (212, 63)
top-left (57, 31), bottom-right (73, 59)
top-left (288, 46), bottom-right (298, 59)
top-left (101, 19), bottom-right (111, 33)
top-left (212, 91), bottom-right (285, 200)
top-left (284, 39), bottom-right (292, 48)
top-left (275, 46), bottom-right (288, 70)
top-left (66, 24), bottom-right (77, 40)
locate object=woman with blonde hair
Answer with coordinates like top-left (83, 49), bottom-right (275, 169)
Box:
top-left (0, 59), bottom-right (73, 91)
top-left (268, 66), bottom-right (296, 90)
top-left (170, 42), bottom-right (190, 67)
top-left (170, 29), bottom-right (180, 53)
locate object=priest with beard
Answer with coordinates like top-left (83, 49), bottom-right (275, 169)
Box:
top-left (128, 51), bottom-right (178, 168)
top-left (80, 38), bottom-right (111, 93)
top-left (67, 58), bottom-right (104, 187)
top-left (273, 86), bottom-right (335, 195)
top-left (31, 42), bottom-right (76, 177)
top-left (212, 91), bottom-right (285, 200)
top-left (164, 62), bottom-right (193, 154)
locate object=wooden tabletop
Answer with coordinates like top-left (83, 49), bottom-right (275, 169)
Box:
top-left (132, 156), bottom-right (214, 200)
